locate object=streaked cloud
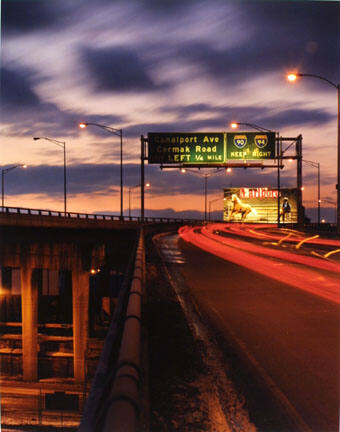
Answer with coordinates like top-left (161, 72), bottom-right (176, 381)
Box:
top-left (1, 0), bottom-right (338, 221)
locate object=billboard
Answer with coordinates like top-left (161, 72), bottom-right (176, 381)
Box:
top-left (147, 132), bottom-right (276, 164)
top-left (223, 187), bottom-right (298, 223)
top-left (148, 132), bottom-right (225, 164)
top-left (226, 132), bottom-right (276, 160)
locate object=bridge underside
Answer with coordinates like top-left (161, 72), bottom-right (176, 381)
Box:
top-left (0, 221), bottom-right (139, 428)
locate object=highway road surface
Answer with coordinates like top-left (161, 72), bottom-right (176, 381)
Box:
top-left (157, 224), bottom-right (340, 432)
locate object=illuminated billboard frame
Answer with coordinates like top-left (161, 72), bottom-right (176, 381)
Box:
top-left (223, 187), bottom-right (298, 224)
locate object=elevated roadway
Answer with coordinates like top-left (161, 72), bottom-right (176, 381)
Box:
top-left (158, 224), bottom-right (340, 431)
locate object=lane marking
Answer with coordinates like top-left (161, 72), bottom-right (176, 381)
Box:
top-left (296, 235), bottom-right (319, 250)
top-left (324, 248), bottom-right (340, 258)
top-left (278, 233), bottom-right (293, 245)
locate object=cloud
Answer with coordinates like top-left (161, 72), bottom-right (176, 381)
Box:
top-left (1, 67), bottom-right (40, 107)
top-left (4, 163), bottom-right (122, 197)
top-left (259, 108), bottom-right (335, 129)
top-left (81, 46), bottom-right (171, 93)
top-left (4, 161), bottom-right (296, 200)
top-left (136, 0), bottom-right (199, 16)
top-left (156, 103), bottom-right (334, 129)
top-left (240, 1), bottom-right (339, 81)
top-left (2, 0), bottom-right (65, 34)
top-left (1, 66), bottom-right (125, 137)
top-left (123, 104), bottom-right (333, 140)
top-left (174, 1), bottom-right (338, 87)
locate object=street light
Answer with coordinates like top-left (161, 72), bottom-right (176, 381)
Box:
top-left (230, 122), bottom-right (273, 133)
top-left (33, 137), bottom-right (67, 214)
top-left (287, 72), bottom-right (340, 233)
top-left (208, 195), bottom-right (223, 221)
top-left (181, 168), bottom-right (225, 220)
top-left (79, 122), bottom-right (123, 219)
top-left (2, 164), bottom-right (27, 210)
top-left (128, 183), bottom-right (150, 218)
top-left (302, 159), bottom-right (321, 226)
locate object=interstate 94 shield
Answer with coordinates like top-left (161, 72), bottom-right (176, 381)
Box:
top-left (223, 187), bottom-right (298, 223)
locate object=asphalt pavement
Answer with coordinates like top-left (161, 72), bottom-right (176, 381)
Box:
top-left (162, 233), bottom-right (340, 432)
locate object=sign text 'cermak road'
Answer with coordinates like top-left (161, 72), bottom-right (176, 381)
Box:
top-left (147, 132), bottom-right (276, 164)
top-left (148, 133), bottom-right (224, 164)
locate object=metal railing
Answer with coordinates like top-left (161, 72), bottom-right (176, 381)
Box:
top-left (0, 206), bottom-right (210, 224)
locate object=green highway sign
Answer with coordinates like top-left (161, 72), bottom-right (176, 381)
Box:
top-left (226, 132), bottom-right (276, 160)
top-left (147, 131), bottom-right (276, 164)
top-left (148, 132), bottom-right (225, 164)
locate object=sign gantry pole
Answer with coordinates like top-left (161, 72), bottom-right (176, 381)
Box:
top-left (141, 135), bottom-right (145, 221)
top-left (277, 133), bottom-right (281, 227)
top-left (297, 135), bottom-right (303, 226)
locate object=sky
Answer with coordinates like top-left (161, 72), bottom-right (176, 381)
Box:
top-left (1, 0), bottom-right (339, 221)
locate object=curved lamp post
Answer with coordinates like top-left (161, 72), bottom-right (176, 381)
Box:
top-left (79, 122), bottom-right (123, 219)
top-left (287, 72), bottom-right (340, 232)
top-left (33, 137), bottom-right (67, 214)
top-left (2, 164), bottom-right (27, 210)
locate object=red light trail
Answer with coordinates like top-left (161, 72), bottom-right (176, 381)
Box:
top-left (179, 224), bottom-right (340, 305)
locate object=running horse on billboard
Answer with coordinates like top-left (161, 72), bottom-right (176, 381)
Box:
top-left (229, 194), bottom-right (256, 221)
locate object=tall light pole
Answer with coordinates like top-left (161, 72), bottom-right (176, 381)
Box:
top-left (2, 164), bottom-right (27, 210)
top-left (181, 168), bottom-right (226, 221)
top-left (181, 169), bottom-right (209, 220)
top-left (302, 159), bottom-right (321, 226)
top-left (208, 195), bottom-right (223, 221)
top-left (33, 137), bottom-right (67, 214)
top-left (287, 72), bottom-right (340, 233)
top-left (129, 183), bottom-right (150, 218)
top-left (79, 122), bottom-right (123, 219)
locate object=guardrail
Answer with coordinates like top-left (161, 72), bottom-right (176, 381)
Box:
top-left (0, 205), bottom-right (208, 224)
top-left (103, 230), bottom-right (145, 432)
top-left (79, 229), bottom-right (145, 432)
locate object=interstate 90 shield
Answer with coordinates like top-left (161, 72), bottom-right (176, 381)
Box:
top-left (226, 132), bottom-right (275, 160)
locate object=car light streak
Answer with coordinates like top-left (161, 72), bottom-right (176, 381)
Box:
top-left (201, 225), bottom-right (340, 274)
top-left (179, 226), bottom-right (340, 305)
top-left (220, 224), bottom-right (340, 248)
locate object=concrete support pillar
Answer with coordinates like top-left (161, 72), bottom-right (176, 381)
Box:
top-left (72, 268), bottom-right (89, 382)
top-left (20, 263), bottom-right (38, 381)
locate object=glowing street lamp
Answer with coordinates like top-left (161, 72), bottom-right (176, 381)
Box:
top-left (33, 137), bottom-right (67, 214)
top-left (287, 73), bottom-right (298, 82)
top-left (287, 72), bottom-right (340, 232)
top-left (229, 121), bottom-right (273, 133)
top-left (2, 164), bottom-right (27, 209)
top-left (79, 122), bottom-right (123, 219)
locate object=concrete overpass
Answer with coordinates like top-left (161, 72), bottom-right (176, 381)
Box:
top-left (0, 207), bottom-right (199, 430)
